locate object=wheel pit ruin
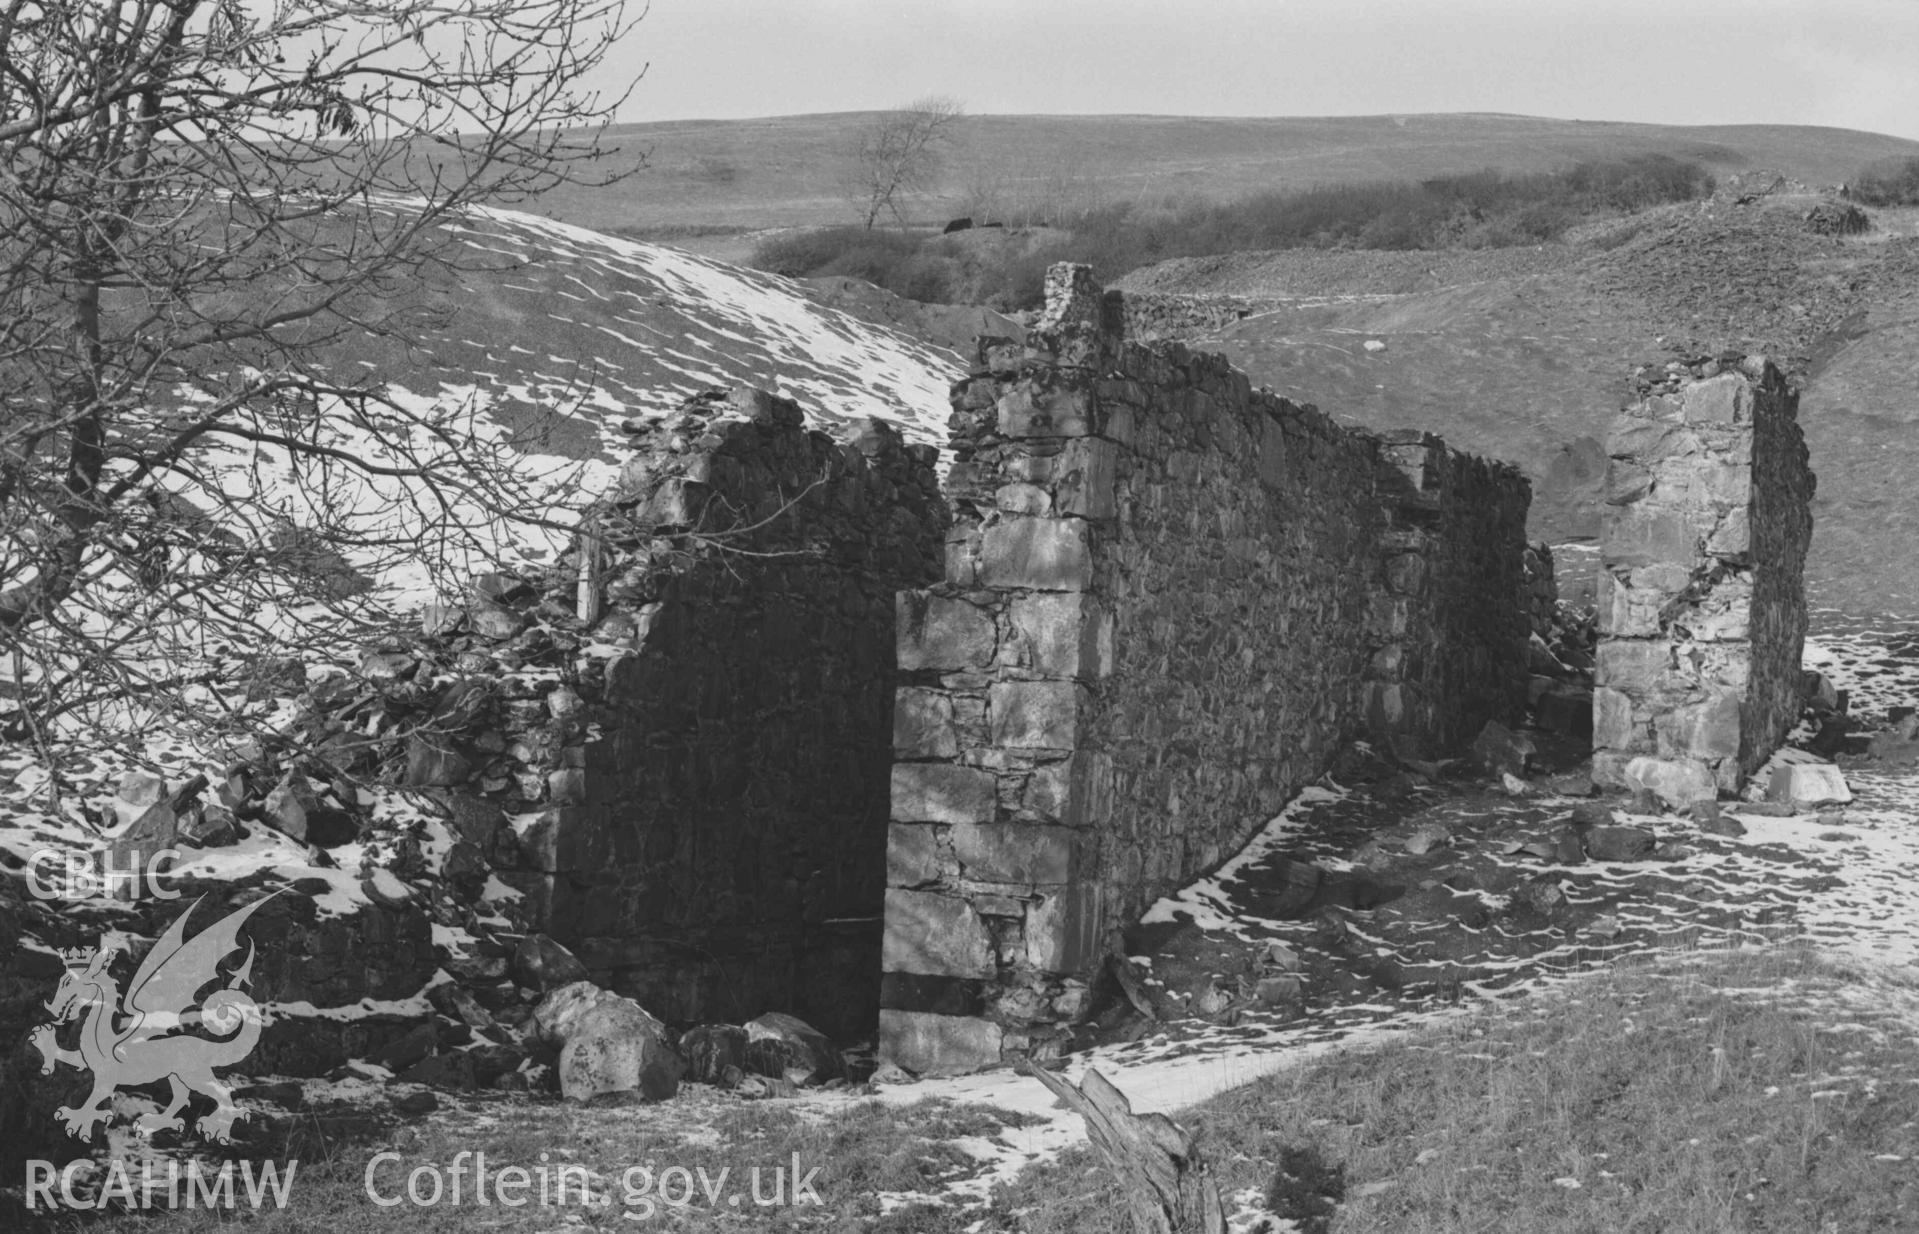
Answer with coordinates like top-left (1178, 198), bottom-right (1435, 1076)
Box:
top-left (2, 270), bottom-right (1822, 1102)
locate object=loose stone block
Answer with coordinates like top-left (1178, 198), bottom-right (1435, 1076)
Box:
top-left (882, 890), bottom-right (994, 978)
top-left (405, 734), bottom-right (473, 786)
top-left (1767, 763), bottom-right (1852, 808)
top-left (1624, 756), bottom-right (1719, 809)
top-left (891, 763), bottom-right (997, 824)
top-left (879, 1009), bottom-right (1004, 1075)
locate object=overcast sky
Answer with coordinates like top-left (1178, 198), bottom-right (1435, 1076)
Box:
top-left (599, 0), bottom-right (1919, 140)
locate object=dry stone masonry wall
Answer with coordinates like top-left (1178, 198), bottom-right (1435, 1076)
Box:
top-left (1118, 292), bottom-right (1286, 343)
top-left (1593, 358), bottom-right (1814, 805)
top-left (524, 390), bottom-right (947, 1040)
top-left (880, 265), bottom-right (1532, 1074)
top-left (1367, 431), bottom-right (1533, 749)
top-left (346, 388), bottom-right (947, 1043)
top-left (1524, 542), bottom-right (1560, 643)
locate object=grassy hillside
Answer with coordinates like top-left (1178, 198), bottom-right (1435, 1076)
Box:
top-left (1158, 196), bottom-right (1919, 615)
top-left (531, 112), bottom-right (1919, 236)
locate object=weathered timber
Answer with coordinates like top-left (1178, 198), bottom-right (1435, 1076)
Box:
top-left (1018, 1060), bottom-right (1225, 1234)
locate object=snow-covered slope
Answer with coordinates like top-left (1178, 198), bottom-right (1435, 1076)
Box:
top-left (152, 207), bottom-right (967, 612)
top-left (374, 206), bottom-right (961, 458)
top-left (0, 205), bottom-right (968, 847)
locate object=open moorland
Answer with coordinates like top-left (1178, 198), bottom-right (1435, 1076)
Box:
top-left (538, 112), bottom-right (1919, 239)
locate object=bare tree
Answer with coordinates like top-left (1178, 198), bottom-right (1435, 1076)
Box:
top-left (844, 95), bottom-right (964, 230)
top-left (0, 1), bottom-right (643, 765)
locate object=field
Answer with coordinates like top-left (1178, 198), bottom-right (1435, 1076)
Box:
top-left (531, 111), bottom-right (1919, 240)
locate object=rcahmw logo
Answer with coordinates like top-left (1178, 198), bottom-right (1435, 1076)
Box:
top-left (27, 846), bottom-right (183, 901)
top-left (26, 1158), bottom-right (296, 1213)
top-left (28, 893), bottom-right (277, 1148)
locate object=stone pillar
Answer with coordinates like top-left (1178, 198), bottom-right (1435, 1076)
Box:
top-left (1592, 359), bottom-right (1813, 805)
top-left (879, 267), bottom-right (1117, 1076)
top-left (1365, 430), bottom-right (1443, 739)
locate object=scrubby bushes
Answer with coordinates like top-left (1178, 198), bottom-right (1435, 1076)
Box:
top-left (750, 226), bottom-right (919, 280)
top-left (751, 226), bottom-right (964, 304)
top-left (1846, 156), bottom-right (1919, 206)
top-left (1062, 154), bottom-right (1713, 269)
top-left (751, 154), bottom-right (1714, 307)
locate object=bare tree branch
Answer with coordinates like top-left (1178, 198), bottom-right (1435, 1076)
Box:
top-left (0, 0), bottom-right (646, 750)
top-left (842, 94), bottom-right (964, 230)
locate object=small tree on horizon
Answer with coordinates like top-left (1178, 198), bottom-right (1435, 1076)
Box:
top-left (0, 0), bottom-right (644, 773)
top-left (843, 95), bottom-right (965, 230)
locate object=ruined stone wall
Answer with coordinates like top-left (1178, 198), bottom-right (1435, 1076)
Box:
top-left (1593, 359), bottom-right (1813, 804)
top-left (881, 266), bottom-right (1531, 1073)
top-left (557, 392), bottom-right (946, 1040)
top-left (400, 389), bottom-right (947, 1042)
top-left (1744, 373), bottom-right (1816, 769)
top-left (1367, 432), bottom-right (1533, 750)
top-left (1524, 542), bottom-right (1559, 643)
top-left (1118, 292), bottom-right (1283, 342)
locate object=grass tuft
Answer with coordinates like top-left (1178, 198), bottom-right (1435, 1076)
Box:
top-left (1266, 1142), bottom-right (1347, 1232)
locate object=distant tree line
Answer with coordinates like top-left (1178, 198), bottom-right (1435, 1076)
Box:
top-left (1065, 154), bottom-right (1714, 262)
top-left (754, 154), bottom-right (1717, 311)
top-left (1846, 156), bottom-right (1919, 206)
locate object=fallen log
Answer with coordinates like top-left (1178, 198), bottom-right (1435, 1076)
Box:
top-left (1018, 1059), bottom-right (1225, 1234)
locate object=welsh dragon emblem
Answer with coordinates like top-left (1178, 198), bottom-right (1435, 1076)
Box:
top-left (30, 894), bottom-right (276, 1143)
